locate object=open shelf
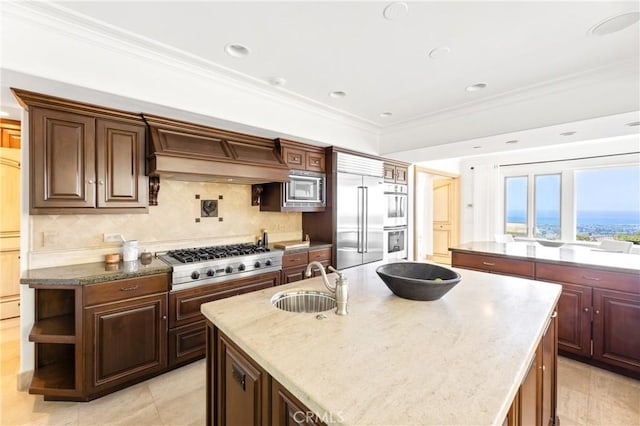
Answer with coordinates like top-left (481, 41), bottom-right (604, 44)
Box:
top-left (30, 361), bottom-right (76, 392)
top-left (29, 314), bottom-right (75, 343)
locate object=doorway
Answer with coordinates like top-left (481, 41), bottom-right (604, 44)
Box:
top-left (413, 167), bottom-right (460, 265)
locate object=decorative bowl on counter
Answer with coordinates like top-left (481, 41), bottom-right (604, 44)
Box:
top-left (536, 239), bottom-right (564, 248)
top-left (376, 262), bottom-right (462, 301)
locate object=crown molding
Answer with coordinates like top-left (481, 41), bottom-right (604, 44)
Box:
top-left (2, 1), bottom-right (381, 134)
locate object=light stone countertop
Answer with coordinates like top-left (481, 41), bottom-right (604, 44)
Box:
top-left (451, 241), bottom-right (640, 275)
top-left (201, 260), bottom-right (562, 425)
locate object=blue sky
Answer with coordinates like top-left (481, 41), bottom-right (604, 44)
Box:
top-left (506, 166), bottom-right (640, 214)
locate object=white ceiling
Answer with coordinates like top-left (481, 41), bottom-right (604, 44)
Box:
top-left (1, 1), bottom-right (639, 162)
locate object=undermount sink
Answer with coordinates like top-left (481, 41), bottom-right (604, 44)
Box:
top-left (271, 290), bottom-right (337, 313)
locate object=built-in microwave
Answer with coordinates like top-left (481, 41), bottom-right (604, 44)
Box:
top-left (283, 170), bottom-right (326, 208)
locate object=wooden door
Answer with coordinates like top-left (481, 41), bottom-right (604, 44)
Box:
top-left (592, 289), bottom-right (640, 373)
top-left (31, 107), bottom-right (96, 209)
top-left (556, 283), bottom-right (592, 357)
top-left (0, 147), bottom-right (21, 319)
top-left (95, 119), bottom-right (147, 208)
top-left (431, 178), bottom-right (459, 265)
top-left (85, 293), bottom-right (167, 393)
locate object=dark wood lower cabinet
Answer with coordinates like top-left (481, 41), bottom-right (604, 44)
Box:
top-left (169, 321), bottom-right (207, 367)
top-left (208, 324), bottom-right (325, 426)
top-left (84, 293), bottom-right (167, 394)
top-left (592, 289), bottom-right (640, 372)
top-left (556, 283), bottom-right (592, 357)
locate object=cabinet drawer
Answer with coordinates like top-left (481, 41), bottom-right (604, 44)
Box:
top-left (536, 263), bottom-right (640, 293)
top-left (84, 273), bottom-right (169, 306)
top-left (282, 252), bottom-right (309, 268)
top-left (308, 248), bottom-right (331, 263)
top-left (452, 252), bottom-right (534, 278)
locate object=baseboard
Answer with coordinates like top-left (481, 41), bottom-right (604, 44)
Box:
top-left (17, 369), bottom-right (32, 392)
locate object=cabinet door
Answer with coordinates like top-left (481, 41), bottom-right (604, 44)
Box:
top-left (394, 166), bottom-right (408, 184)
top-left (272, 379), bottom-right (324, 426)
top-left (305, 151), bottom-right (325, 173)
top-left (556, 283), bottom-right (592, 357)
top-left (282, 146), bottom-right (305, 170)
top-left (31, 107), bottom-right (95, 209)
top-left (85, 293), bottom-right (167, 393)
top-left (96, 119), bottom-right (147, 208)
top-left (593, 289), bottom-right (640, 373)
top-left (218, 334), bottom-right (267, 426)
top-left (519, 346), bottom-right (540, 426)
top-left (1, 128), bottom-right (21, 148)
top-left (282, 266), bottom-right (307, 284)
top-left (383, 164), bottom-right (396, 183)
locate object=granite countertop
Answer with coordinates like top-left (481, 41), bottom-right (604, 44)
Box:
top-left (450, 241), bottom-right (640, 274)
top-left (20, 258), bottom-right (171, 285)
top-left (201, 261), bottom-right (562, 425)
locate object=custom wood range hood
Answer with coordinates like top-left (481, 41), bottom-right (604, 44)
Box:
top-left (144, 114), bottom-right (290, 184)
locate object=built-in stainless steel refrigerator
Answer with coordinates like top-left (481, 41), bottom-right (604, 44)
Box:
top-left (335, 153), bottom-right (385, 269)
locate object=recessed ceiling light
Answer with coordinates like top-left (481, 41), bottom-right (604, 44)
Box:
top-left (0, 111), bottom-right (8, 117)
top-left (379, 112), bottom-right (393, 118)
top-left (560, 131), bottom-right (576, 136)
top-left (505, 140), bottom-right (518, 144)
top-left (428, 46), bottom-right (451, 59)
top-left (383, 2), bottom-right (409, 20)
top-left (224, 43), bottom-right (250, 58)
top-left (329, 91), bottom-right (347, 98)
top-left (626, 121), bottom-right (640, 127)
top-left (473, 146), bottom-right (482, 149)
top-left (268, 77), bottom-right (287, 87)
top-left (466, 83), bottom-right (487, 92)
top-left (589, 11), bottom-right (640, 36)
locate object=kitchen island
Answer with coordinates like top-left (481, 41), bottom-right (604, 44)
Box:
top-left (201, 261), bottom-right (562, 425)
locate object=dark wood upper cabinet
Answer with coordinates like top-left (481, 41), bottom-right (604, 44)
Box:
top-left (31, 107), bottom-right (96, 209)
top-left (13, 89), bottom-right (148, 214)
top-left (384, 162), bottom-right (408, 184)
top-left (96, 119), bottom-right (147, 208)
top-left (277, 138), bottom-right (325, 173)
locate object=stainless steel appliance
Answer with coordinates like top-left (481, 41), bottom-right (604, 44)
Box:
top-left (284, 170), bottom-right (326, 208)
top-left (158, 243), bottom-right (283, 291)
top-left (384, 226), bottom-right (408, 260)
top-left (335, 153), bottom-right (384, 269)
top-left (384, 183), bottom-right (408, 228)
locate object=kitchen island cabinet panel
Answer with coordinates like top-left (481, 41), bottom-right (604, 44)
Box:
top-left (272, 379), bottom-right (326, 426)
top-left (592, 289), bottom-right (640, 372)
top-left (84, 292), bottom-right (167, 395)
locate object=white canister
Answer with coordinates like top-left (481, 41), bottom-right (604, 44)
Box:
top-left (122, 240), bottom-right (139, 262)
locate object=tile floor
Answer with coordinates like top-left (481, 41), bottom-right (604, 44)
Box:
top-left (2, 316), bottom-right (639, 425)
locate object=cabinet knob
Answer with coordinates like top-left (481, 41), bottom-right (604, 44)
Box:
top-left (162, 315), bottom-right (167, 320)
top-left (594, 309), bottom-right (600, 315)
top-left (98, 180), bottom-right (104, 185)
top-left (584, 307), bottom-right (590, 312)
top-left (87, 179), bottom-right (95, 184)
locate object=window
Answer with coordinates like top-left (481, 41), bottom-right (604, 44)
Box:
top-left (534, 174), bottom-right (561, 239)
top-left (505, 176), bottom-right (527, 236)
top-left (575, 166), bottom-right (640, 243)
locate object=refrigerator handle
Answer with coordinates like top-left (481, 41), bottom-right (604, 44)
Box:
top-left (357, 186), bottom-right (363, 254)
top-left (364, 186), bottom-right (368, 253)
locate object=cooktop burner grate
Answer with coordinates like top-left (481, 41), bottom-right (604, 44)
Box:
top-left (166, 243), bottom-right (270, 264)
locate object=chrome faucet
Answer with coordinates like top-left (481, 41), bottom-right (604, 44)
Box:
top-left (305, 262), bottom-right (348, 315)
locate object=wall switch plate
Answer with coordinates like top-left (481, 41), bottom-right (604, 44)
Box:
top-left (103, 233), bottom-right (123, 243)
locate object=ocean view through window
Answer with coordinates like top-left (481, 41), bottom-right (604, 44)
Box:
top-left (575, 166), bottom-right (640, 243)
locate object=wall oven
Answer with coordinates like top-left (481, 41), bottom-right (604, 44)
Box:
top-left (384, 184), bottom-right (408, 228)
top-left (284, 170), bottom-right (326, 208)
top-left (384, 226), bottom-right (407, 260)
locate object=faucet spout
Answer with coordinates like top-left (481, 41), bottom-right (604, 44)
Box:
top-left (305, 262), bottom-right (348, 315)
top-left (305, 261), bottom-right (335, 292)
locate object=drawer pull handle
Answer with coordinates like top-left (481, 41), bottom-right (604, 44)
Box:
top-left (581, 275), bottom-right (601, 281)
top-left (482, 262), bottom-right (496, 266)
top-left (231, 362), bottom-right (246, 391)
top-left (120, 285), bottom-right (139, 291)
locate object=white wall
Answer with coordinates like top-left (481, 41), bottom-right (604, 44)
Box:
top-left (458, 135), bottom-right (640, 244)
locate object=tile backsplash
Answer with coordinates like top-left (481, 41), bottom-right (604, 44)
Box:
top-left (29, 179), bottom-right (302, 268)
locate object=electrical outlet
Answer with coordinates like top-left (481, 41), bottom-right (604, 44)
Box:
top-left (103, 233), bottom-right (123, 243)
